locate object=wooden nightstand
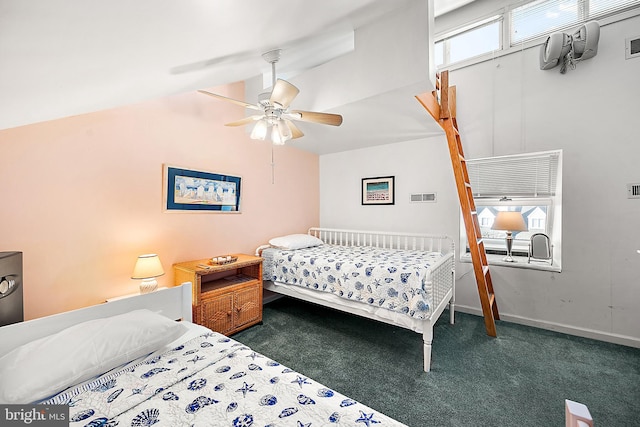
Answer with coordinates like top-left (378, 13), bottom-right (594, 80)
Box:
top-left (173, 254), bottom-right (263, 335)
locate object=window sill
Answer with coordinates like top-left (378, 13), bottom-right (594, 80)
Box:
top-left (460, 253), bottom-right (561, 273)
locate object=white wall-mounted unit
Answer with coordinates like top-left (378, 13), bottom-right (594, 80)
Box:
top-left (539, 21), bottom-right (601, 73)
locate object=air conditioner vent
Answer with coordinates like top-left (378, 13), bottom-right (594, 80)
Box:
top-left (626, 35), bottom-right (640, 60)
top-left (627, 183), bottom-right (640, 199)
top-left (410, 193), bottom-right (437, 203)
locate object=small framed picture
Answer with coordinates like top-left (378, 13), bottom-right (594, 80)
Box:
top-left (163, 165), bottom-right (241, 212)
top-left (361, 176), bottom-right (395, 205)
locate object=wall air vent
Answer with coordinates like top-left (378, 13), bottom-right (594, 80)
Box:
top-left (627, 183), bottom-right (640, 199)
top-left (410, 193), bottom-right (437, 203)
top-left (626, 35), bottom-right (640, 60)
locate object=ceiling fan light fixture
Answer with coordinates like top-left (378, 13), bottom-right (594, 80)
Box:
top-left (199, 48), bottom-right (342, 146)
top-left (277, 119), bottom-right (292, 141)
top-left (271, 124), bottom-right (285, 145)
top-left (250, 119), bottom-right (268, 140)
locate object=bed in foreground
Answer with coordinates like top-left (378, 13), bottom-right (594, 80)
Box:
top-left (0, 284), bottom-right (406, 426)
top-left (258, 228), bottom-right (456, 372)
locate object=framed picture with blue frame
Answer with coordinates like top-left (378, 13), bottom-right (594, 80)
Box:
top-left (163, 165), bottom-right (241, 212)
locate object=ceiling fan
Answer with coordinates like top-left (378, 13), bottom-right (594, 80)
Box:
top-left (198, 49), bottom-right (343, 145)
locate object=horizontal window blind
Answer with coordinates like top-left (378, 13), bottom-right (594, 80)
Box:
top-left (511, 0), bottom-right (640, 44)
top-left (512, 0), bottom-right (580, 44)
top-left (590, 0), bottom-right (640, 15)
top-left (467, 150), bottom-right (561, 197)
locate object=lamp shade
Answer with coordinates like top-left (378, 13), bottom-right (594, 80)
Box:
top-left (492, 211), bottom-right (527, 232)
top-left (131, 254), bottom-right (165, 279)
top-left (250, 119), bottom-right (268, 140)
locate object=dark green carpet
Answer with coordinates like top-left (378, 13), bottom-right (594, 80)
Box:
top-left (233, 297), bottom-right (640, 427)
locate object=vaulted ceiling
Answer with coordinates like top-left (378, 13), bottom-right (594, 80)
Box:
top-left (0, 0), bottom-right (475, 154)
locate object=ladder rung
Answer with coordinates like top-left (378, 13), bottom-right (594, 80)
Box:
top-left (488, 292), bottom-right (495, 307)
top-left (483, 265), bottom-right (490, 276)
top-left (464, 182), bottom-right (472, 188)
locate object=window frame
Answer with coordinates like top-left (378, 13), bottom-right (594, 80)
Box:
top-left (459, 150), bottom-right (563, 272)
top-left (435, 15), bottom-right (503, 67)
top-left (510, 0), bottom-right (640, 45)
top-left (435, 0), bottom-right (640, 70)
top-left (461, 197), bottom-right (555, 256)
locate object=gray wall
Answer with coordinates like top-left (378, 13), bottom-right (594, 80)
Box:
top-left (320, 13), bottom-right (640, 346)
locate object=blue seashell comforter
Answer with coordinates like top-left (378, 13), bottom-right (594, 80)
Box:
top-left (42, 332), bottom-right (406, 426)
top-left (263, 245), bottom-right (446, 319)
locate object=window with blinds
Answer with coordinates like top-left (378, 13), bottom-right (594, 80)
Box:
top-left (435, 0), bottom-right (640, 68)
top-left (466, 150), bottom-right (561, 198)
top-left (460, 150), bottom-right (563, 269)
top-left (511, 0), bottom-right (640, 45)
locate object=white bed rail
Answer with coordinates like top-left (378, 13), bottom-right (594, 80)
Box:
top-left (308, 227), bottom-right (455, 255)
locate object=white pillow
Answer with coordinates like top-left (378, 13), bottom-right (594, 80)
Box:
top-left (0, 309), bottom-right (187, 404)
top-left (269, 233), bottom-right (324, 250)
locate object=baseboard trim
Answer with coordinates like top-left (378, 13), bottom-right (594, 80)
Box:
top-left (453, 304), bottom-right (640, 349)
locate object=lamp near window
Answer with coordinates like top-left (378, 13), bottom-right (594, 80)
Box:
top-left (492, 211), bottom-right (527, 262)
top-left (131, 254), bottom-right (164, 294)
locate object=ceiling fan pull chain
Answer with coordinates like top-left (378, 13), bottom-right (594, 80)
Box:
top-left (271, 144), bottom-right (275, 184)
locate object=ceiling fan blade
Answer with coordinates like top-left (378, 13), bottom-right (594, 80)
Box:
top-left (270, 79), bottom-right (300, 109)
top-left (290, 110), bottom-right (343, 126)
top-left (225, 116), bottom-right (262, 127)
top-left (198, 90), bottom-right (262, 111)
top-left (285, 120), bottom-right (304, 139)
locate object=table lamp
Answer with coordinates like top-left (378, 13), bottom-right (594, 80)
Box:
top-left (492, 211), bottom-right (527, 262)
top-left (131, 254), bottom-right (164, 293)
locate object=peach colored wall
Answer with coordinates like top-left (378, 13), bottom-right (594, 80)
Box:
top-left (0, 82), bottom-right (319, 320)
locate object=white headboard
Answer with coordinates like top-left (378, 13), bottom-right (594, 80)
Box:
top-left (0, 283), bottom-right (192, 358)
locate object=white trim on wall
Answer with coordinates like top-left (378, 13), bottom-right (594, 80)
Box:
top-left (455, 304), bottom-right (640, 348)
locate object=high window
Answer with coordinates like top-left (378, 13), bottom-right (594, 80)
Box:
top-left (435, 17), bottom-right (502, 67)
top-left (511, 0), bottom-right (640, 44)
top-left (435, 0), bottom-right (640, 68)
